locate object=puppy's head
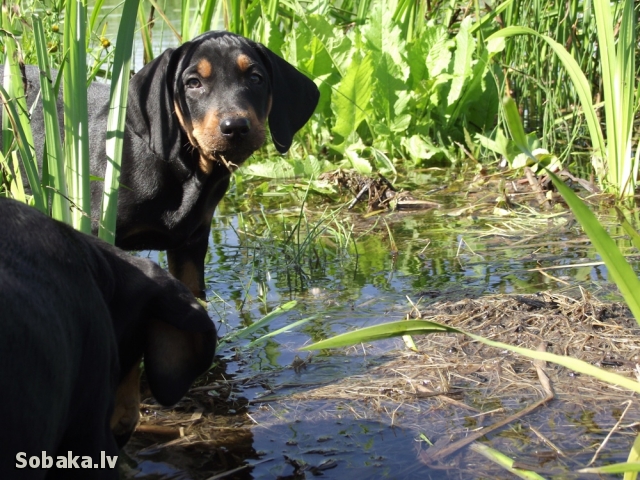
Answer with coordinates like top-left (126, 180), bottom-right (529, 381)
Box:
top-left (103, 253), bottom-right (216, 447)
top-left (167, 31), bottom-right (319, 174)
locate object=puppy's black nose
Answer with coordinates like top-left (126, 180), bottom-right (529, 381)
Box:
top-left (220, 117), bottom-right (250, 137)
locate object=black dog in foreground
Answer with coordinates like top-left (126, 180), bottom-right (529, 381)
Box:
top-left (17, 31), bottom-right (319, 299)
top-left (0, 198), bottom-right (217, 478)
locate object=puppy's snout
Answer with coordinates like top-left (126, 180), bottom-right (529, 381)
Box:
top-left (220, 117), bottom-right (251, 138)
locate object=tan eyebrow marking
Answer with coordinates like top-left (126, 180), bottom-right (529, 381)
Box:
top-left (236, 54), bottom-right (251, 72)
top-left (197, 59), bottom-right (212, 78)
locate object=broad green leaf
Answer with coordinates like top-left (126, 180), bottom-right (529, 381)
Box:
top-left (447, 17), bottom-right (475, 108)
top-left (304, 14), bottom-right (353, 76)
top-left (423, 24), bottom-right (451, 78)
top-left (401, 135), bottom-right (440, 163)
top-left (455, 54), bottom-right (500, 132)
top-left (344, 146), bottom-right (373, 174)
top-left (331, 53), bottom-right (374, 151)
top-left (244, 159), bottom-right (296, 179)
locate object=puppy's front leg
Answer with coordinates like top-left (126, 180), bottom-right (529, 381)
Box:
top-left (167, 225), bottom-right (211, 300)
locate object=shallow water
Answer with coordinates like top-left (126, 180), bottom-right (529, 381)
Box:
top-left (125, 173), bottom-right (639, 479)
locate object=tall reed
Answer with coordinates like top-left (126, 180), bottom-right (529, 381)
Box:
top-left (0, 0), bottom-right (138, 243)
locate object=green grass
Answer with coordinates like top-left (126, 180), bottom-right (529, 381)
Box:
top-left (0, 0), bottom-right (137, 240)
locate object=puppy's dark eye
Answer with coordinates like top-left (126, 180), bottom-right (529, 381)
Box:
top-left (186, 78), bottom-right (202, 89)
top-left (249, 73), bottom-right (263, 84)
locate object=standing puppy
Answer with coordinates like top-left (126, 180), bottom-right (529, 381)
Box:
top-left (17, 31), bottom-right (319, 298)
top-left (0, 198), bottom-right (217, 479)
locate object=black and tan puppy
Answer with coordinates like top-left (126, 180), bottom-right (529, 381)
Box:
top-left (19, 31), bottom-right (319, 299)
top-left (0, 198), bottom-right (216, 478)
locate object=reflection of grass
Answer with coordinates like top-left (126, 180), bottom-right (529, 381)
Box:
top-left (234, 190), bottom-right (354, 293)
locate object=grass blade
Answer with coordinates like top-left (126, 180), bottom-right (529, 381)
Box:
top-left (0, 83), bottom-right (46, 212)
top-left (615, 207), bottom-right (640, 253)
top-left (98, 0), bottom-right (140, 244)
top-left (487, 26), bottom-right (605, 162)
top-left (545, 169), bottom-right (640, 325)
top-left (63, 0), bottom-right (92, 232)
top-left (579, 463), bottom-right (640, 475)
top-left (246, 316), bottom-right (316, 348)
top-left (470, 443), bottom-right (547, 480)
top-left (301, 318), bottom-right (640, 394)
top-left (624, 433), bottom-right (640, 480)
top-left (222, 300), bottom-right (298, 344)
top-left (33, 15), bottom-right (71, 224)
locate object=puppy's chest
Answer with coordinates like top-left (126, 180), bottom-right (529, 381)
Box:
top-left (116, 170), bottom-right (227, 249)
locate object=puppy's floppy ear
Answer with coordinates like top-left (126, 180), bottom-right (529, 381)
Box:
top-left (144, 291), bottom-right (216, 406)
top-left (256, 44), bottom-right (320, 154)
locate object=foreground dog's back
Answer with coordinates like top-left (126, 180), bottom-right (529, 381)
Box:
top-left (0, 198), bottom-right (216, 478)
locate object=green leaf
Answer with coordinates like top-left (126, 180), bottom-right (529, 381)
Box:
top-left (344, 145), bottom-right (373, 174)
top-left (470, 443), bottom-right (547, 480)
top-left (301, 318), bottom-right (640, 394)
top-left (63, 0), bottom-right (92, 233)
top-left (99, 0), bottom-right (139, 244)
top-left (614, 207), bottom-right (640, 253)
top-left (625, 433), bottom-right (640, 480)
top-left (447, 17), bottom-right (475, 108)
top-left (0, 82), bottom-right (46, 213)
top-left (243, 159), bottom-right (296, 179)
top-left (301, 320), bottom-right (452, 349)
top-left (502, 96), bottom-right (533, 157)
top-left (545, 170), bottom-right (640, 326)
top-left (223, 300), bottom-right (298, 344)
top-left (486, 27), bottom-right (605, 164)
top-left (579, 463), bottom-right (640, 474)
top-left (331, 52), bottom-right (374, 151)
top-left (33, 16), bottom-right (70, 223)
top-left (246, 316), bottom-right (316, 348)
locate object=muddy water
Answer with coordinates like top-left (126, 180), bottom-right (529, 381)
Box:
top-left (123, 174), bottom-right (639, 479)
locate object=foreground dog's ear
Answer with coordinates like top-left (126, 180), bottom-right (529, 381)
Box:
top-left (257, 45), bottom-right (320, 153)
top-left (144, 292), bottom-right (216, 406)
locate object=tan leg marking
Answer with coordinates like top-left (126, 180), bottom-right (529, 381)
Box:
top-left (110, 362), bottom-right (141, 438)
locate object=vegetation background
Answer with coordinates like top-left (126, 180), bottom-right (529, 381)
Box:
top-left (2, 0), bottom-right (638, 231)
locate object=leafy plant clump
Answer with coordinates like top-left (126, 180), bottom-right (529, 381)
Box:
top-left (243, 1), bottom-right (500, 179)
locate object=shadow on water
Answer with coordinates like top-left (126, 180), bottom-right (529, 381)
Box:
top-left (123, 172), bottom-right (640, 479)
